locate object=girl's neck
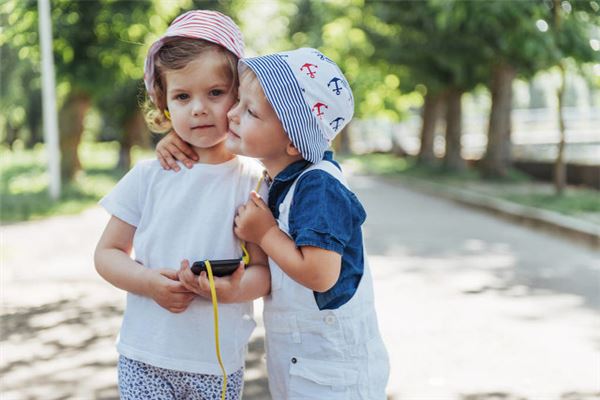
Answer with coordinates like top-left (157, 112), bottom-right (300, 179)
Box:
top-left (192, 142), bottom-right (235, 165)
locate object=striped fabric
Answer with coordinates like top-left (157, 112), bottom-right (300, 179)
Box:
top-left (144, 10), bottom-right (244, 104)
top-left (241, 48), bottom-right (354, 163)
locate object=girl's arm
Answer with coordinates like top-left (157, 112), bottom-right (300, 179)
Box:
top-left (234, 192), bottom-right (341, 292)
top-left (94, 216), bottom-right (196, 313)
top-left (177, 242), bottom-right (271, 303)
top-left (156, 130), bottom-right (199, 171)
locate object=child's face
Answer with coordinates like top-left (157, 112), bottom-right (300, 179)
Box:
top-left (226, 70), bottom-right (291, 160)
top-left (165, 52), bottom-right (236, 150)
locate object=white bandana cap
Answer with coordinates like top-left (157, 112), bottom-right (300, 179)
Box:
top-left (240, 48), bottom-right (354, 163)
top-left (144, 10), bottom-right (244, 104)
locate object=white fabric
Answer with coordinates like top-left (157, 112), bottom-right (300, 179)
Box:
top-left (263, 160), bottom-right (390, 399)
top-left (100, 156), bottom-right (265, 375)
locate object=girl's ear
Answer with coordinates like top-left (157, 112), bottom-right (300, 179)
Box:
top-left (286, 142), bottom-right (301, 157)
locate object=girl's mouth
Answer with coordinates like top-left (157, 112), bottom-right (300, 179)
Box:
top-left (191, 125), bottom-right (213, 130)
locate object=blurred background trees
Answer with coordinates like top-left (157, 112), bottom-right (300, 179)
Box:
top-left (1, 0), bottom-right (599, 193)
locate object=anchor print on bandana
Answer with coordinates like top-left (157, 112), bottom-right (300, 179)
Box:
top-left (329, 117), bottom-right (345, 132)
top-left (312, 102), bottom-right (328, 119)
top-left (300, 63), bottom-right (318, 78)
top-left (327, 77), bottom-right (345, 95)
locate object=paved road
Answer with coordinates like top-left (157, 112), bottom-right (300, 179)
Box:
top-left (2, 174), bottom-right (599, 399)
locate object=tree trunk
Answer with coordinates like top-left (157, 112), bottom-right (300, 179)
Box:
top-left (117, 111), bottom-right (146, 170)
top-left (443, 88), bottom-right (465, 171)
top-left (59, 91), bottom-right (91, 182)
top-left (418, 90), bottom-right (442, 166)
top-left (482, 63), bottom-right (517, 179)
top-left (554, 63), bottom-right (567, 195)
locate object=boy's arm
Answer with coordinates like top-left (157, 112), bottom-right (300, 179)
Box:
top-left (177, 242), bottom-right (271, 303)
top-left (156, 130), bottom-right (199, 171)
top-left (95, 216), bottom-right (195, 313)
top-left (235, 193), bottom-right (341, 292)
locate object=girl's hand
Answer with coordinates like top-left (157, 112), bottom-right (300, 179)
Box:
top-left (197, 262), bottom-right (245, 303)
top-left (156, 130), bottom-right (198, 171)
top-left (147, 268), bottom-right (196, 313)
top-left (234, 192), bottom-right (277, 245)
top-left (178, 260), bottom-right (245, 303)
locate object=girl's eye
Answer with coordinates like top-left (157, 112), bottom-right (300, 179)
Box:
top-left (175, 93), bottom-right (189, 100)
top-left (209, 89), bottom-right (224, 96)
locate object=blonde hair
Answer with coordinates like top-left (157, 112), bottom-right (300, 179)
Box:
top-left (143, 37), bottom-right (239, 133)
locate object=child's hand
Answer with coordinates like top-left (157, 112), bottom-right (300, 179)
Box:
top-left (156, 130), bottom-right (198, 171)
top-left (147, 268), bottom-right (196, 313)
top-left (178, 259), bottom-right (245, 303)
top-left (234, 191), bottom-right (277, 245)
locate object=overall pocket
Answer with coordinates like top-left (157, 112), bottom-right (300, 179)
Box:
top-left (288, 356), bottom-right (358, 399)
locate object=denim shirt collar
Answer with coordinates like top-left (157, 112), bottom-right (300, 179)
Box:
top-left (267, 151), bottom-right (335, 217)
top-left (271, 151), bottom-right (334, 184)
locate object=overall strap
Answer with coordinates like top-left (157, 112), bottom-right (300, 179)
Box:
top-left (281, 160), bottom-right (347, 213)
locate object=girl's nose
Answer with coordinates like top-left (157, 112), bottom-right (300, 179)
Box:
top-left (192, 100), bottom-right (206, 116)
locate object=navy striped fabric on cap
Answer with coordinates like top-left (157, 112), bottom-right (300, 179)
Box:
top-left (241, 48), bottom-right (354, 163)
top-left (144, 10), bottom-right (244, 105)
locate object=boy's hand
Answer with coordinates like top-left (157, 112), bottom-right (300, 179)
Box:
top-left (156, 130), bottom-right (198, 171)
top-left (147, 268), bottom-right (196, 313)
top-left (234, 191), bottom-right (277, 245)
top-left (178, 259), bottom-right (245, 303)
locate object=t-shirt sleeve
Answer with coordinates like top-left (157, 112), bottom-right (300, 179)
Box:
top-left (98, 162), bottom-right (147, 227)
top-left (288, 170), bottom-right (365, 255)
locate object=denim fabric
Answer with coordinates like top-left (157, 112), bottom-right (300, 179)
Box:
top-left (267, 152), bottom-right (367, 310)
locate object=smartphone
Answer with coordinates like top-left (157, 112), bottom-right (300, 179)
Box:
top-left (190, 258), bottom-right (242, 277)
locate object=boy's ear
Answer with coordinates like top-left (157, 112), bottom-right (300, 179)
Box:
top-left (286, 142), bottom-right (301, 157)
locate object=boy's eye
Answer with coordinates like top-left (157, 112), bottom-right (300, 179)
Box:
top-left (209, 89), bottom-right (224, 96)
top-left (247, 108), bottom-right (257, 118)
top-left (175, 93), bottom-right (189, 100)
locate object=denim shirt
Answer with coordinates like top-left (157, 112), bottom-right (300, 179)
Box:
top-left (267, 151), bottom-right (367, 310)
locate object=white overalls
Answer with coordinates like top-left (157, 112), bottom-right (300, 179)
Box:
top-left (263, 160), bottom-right (390, 400)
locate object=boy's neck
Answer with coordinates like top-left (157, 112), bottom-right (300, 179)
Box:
top-left (192, 142), bottom-right (235, 165)
top-left (261, 154), bottom-right (304, 181)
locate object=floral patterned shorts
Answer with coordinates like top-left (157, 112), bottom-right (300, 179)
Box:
top-left (118, 355), bottom-right (244, 400)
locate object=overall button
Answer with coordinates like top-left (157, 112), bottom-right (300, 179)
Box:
top-left (324, 314), bottom-right (336, 325)
top-left (291, 357), bottom-right (297, 364)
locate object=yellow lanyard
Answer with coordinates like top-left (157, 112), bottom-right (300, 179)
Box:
top-left (205, 176), bottom-right (264, 400)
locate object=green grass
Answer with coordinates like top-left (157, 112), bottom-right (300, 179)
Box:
top-left (0, 142), bottom-right (153, 223)
top-left (344, 153), bottom-right (599, 217)
top-left (503, 190), bottom-right (600, 216)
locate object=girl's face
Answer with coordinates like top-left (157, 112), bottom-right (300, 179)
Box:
top-left (165, 51), bottom-right (236, 152)
top-left (226, 71), bottom-right (292, 162)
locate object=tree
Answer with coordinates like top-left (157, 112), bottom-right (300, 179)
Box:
top-left (547, 0), bottom-right (600, 194)
top-left (367, 0), bottom-right (490, 171)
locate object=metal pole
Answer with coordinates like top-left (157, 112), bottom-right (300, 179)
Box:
top-left (37, 0), bottom-right (61, 200)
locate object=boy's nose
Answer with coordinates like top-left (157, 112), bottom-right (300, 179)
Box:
top-left (227, 104), bottom-right (239, 122)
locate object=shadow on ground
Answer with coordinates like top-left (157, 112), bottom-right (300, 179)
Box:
top-left (1, 290), bottom-right (270, 399)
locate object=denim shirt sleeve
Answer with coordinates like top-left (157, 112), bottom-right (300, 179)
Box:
top-left (288, 170), bottom-right (365, 254)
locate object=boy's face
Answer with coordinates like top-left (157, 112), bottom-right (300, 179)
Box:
top-left (226, 70), bottom-right (292, 161)
top-left (165, 51), bottom-right (236, 150)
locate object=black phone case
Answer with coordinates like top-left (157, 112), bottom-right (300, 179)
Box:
top-left (190, 258), bottom-right (241, 277)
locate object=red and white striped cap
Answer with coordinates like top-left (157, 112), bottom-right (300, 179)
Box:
top-left (144, 10), bottom-right (244, 104)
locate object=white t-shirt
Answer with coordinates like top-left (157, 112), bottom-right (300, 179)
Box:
top-left (99, 156), bottom-right (265, 374)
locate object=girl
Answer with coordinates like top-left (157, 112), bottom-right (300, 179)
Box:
top-left (94, 10), bottom-right (269, 400)
top-left (159, 48), bottom-right (390, 399)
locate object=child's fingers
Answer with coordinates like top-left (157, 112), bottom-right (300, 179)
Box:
top-left (174, 140), bottom-right (199, 162)
top-left (159, 147), bottom-right (181, 172)
top-left (250, 191), bottom-right (269, 210)
top-left (157, 151), bottom-right (171, 170)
